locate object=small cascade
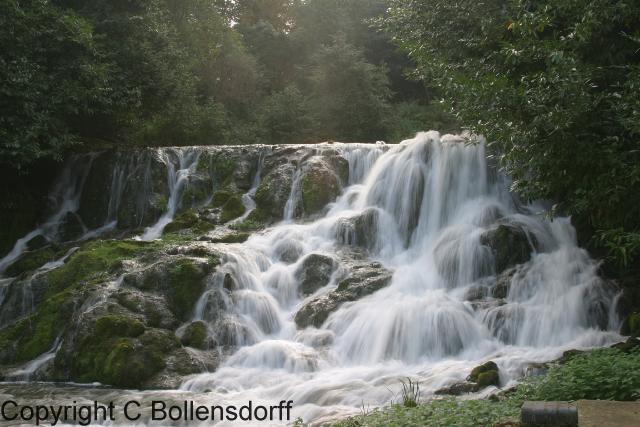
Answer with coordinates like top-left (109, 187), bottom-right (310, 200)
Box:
top-left (283, 168), bottom-right (303, 221)
top-left (5, 337), bottom-right (62, 381)
top-left (234, 149), bottom-right (267, 223)
top-left (179, 132), bottom-right (620, 423)
top-left (0, 155), bottom-right (95, 275)
top-left (138, 149), bottom-right (201, 241)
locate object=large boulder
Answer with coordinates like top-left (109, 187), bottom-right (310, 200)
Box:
top-left (253, 163), bottom-right (295, 221)
top-left (295, 261), bottom-right (392, 328)
top-left (335, 208), bottom-right (379, 251)
top-left (295, 254), bottom-right (336, 296)
top-left (300, 157), bottom-right (346, 215)
top-left (467, 360), bottom-right (500, 388)
top-left (480, 223), bottom-right (537, 273)
top-left (116, 150), bottom-right (170, 229)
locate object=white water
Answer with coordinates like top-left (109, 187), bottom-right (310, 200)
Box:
top-left (139, 149), bottom-right (201, 241)
top-left (0, 156), bottom-right (94, 275)
top-left (176, 132), bottom-right (621, 425)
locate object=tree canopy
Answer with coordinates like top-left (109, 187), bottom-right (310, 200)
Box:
top-left (384, 0), bottom-right (640, 270)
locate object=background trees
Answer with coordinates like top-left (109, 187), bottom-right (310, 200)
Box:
top-left (2, 0), bottom-right (448, 171)
top-left (384, 0), bottom-right (640, 271)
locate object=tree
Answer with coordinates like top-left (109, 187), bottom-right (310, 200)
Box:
top-left (0, 0), bottom-right (113, 169)
top-left (385, 0), bottom-right (640, 270)
top-left (307, 36), bottom-right (392, 141)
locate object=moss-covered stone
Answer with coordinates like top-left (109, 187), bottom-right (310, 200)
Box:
top-left (477, 370), bottom-right (500, 388)
top-left (5, 246), bottom-right (60, 277)
top-left (468, 361), bottom-right (499, 385)
top-left (622, 312), bottom-right (640, 337)
top-left (181, 321), bottom-right (208, 349)
top-left (230, 218), bottom-right (265, 231)
top-left (0, 290), bottom-right (76, 364)
top-left (164, 210), bottom-right (214, 234)
top-left (209, 232), bottom-right (251, 243)
top-left (301, 160), bottom-right (342, 215)
top-left (46, 239), bottom-right (157, 293)
top-left (166, 259), bottom-right (208, 320)
top-left (95, 315), bottom-right (145, 338)
top-left (211, 190), bottom-right (245, 223)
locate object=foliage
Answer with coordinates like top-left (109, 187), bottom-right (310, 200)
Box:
top-left (533, 347), bottom-right (640, 401)
top-left (331, 346), bottom-right (640, 426)
top-left (384, 0), bottom-right (640, 270)
top-left (399, 378), bottom-right (421, 407)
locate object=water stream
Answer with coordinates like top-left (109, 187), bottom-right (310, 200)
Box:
top-left (0, 132), bottom-right (622, 426)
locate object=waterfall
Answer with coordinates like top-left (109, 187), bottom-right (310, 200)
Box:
top-left (138, 149), bottom-right (201, 241)
top-left (180, 132), bottom-right (620, 423)
top-left (0, 155), bottom-right (94, 274)
top-left (0, 133), bottom-right (622, 425)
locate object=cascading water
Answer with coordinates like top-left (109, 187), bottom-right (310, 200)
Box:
top-left (177, 132), bottom-right (620, 424)
top-left (139, 149), bottom-right (201, 241)
top-left (0, 132), bottom-right (623, 426)
top-left (0, 155), bottom-right (94, 274)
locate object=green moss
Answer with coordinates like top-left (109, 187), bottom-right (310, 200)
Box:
top-left (197, 152), bottom-right (236, 185)
top-left (163, 210), bottom-right (214, 234)
top-left (477, 371), bottom-right (500, 388)
top-left (624, 312), bottom-right (640, 337)
top-left (181, 183), bottom-right (212, 208)
top-left (0, 290), bottom-right (76, 363)
top-left (230, 218), bottom-right (265, 231)
top-left (181, 321), bottom-right (208, 349)
top-left (95, 315), bottom-right (145, 338)
top-left (211, 190), bottom-right (234, 207)
top-left (468, 361), bottom-right (498, 383)
top-left (47, 239), bottom-right (156, 293)
top-left (167, 259), bottom-right (207, 320)
top-left (210, 232), bottom-right (250, 243)
top-left (220, 195), bottom-right (245, 222)
top-left (5, 246), bottom-right (60, 277)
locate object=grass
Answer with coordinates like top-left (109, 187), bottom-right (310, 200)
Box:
top-left (330, 344), bottom-right (640, 427)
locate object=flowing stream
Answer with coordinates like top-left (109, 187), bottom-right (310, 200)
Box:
top-left (0, 132), bottom-right (622, 426)
top-left (177, 132), bottom-right (620, 424)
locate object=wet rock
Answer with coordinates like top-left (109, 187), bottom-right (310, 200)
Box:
top-left (295, 262), bottom-right (392, 328)
top-left (611, 336), bottom-right (640, 353)
top-left (274, 239), bottom-right (303, 263)
top-left (335, 208), bottom-right (379, 251)
top-left (300, 157), bottom-right (344, 215)
top-left (57, 212), bottom-right (85, 242)
top-left (223, 273), bottom-right (236, 291)
top-left (435, 382), bottom-right (478, 395)
top-left (295, 253), bottom-right (336, 296)
top-left (211, 190), bottom-right (245, 223)
top-left (480, 224), bottom-right (537, 273)
top-left (180, 321), bottom-right (209, 349)
top-left (467, 361), bottom-right (500, 388)
top-left (621, 312), bottom-right (640, 337)
top-left (78, 150), bottom-right (118, 228)
top-left (26, 234), bottom-right (50, 251)
top-left (254, 163), bottom-right (295, 221)
top-left (4, 246), bottom-right (60, 277)
top-left (122, 256), bottom-right (217, 321)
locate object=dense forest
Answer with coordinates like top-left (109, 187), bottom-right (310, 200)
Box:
top-left (1, 1), bottom-right (640, 425)
top-left (3, 0), bottom-right (638, 275)
top-left (1, 0), bottom-right (456, 170)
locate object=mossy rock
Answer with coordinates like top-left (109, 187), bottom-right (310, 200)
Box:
top-left (477, 370), bottom-right (500, 388)
top-left (46, 239), bottom-right (157, 294)
top-left (211, 190), bottom-right (245, 223)
top-left (621, 312), bottom-right (640, 337)
top-left (164, 210), bottom-right (214, 234)
top-left (95, 315), bottom-right (145, 338)
top-left (166, 259), bottom-right (209, 320)
top-left (0, 290), bottom-right (77, 364)
top-left (210, 232), bottom-right (250, 244)
top-left (301, 160), bottom-right (342, 215)
top-left (230, 218), bottom-right (265, 232)
top-left (5, 246), bottom-right (61, 277)
top-left (468, 361), bottom-right (499, 382)
top-left (181, 321), bottom-right (208, 349)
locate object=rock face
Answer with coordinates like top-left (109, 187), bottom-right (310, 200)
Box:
top-left (253, 163), bottom-right (296, 220)
top-left (480, 223), bottom-right (537, 273)
top-left (335, 208), bottom-right (379, 251)
top-left (300, 156), bottom-right (347, 215)
top-left (295, 253), bottom-right (336, 296)
top-left (295, 261), bottom-right (392, 328)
